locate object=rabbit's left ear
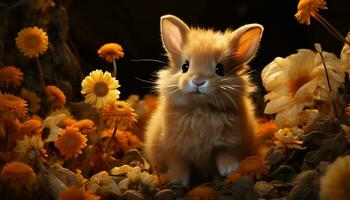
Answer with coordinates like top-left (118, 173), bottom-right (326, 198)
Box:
top-left (160, 15), bottom-right (190, 56)
top-left (231, 24), bottom-right (263, 66)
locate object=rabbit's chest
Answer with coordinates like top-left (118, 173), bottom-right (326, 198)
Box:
top-left (164, 109), bottom-right (241, 161)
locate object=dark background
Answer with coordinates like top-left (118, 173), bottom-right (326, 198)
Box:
top-left (66, 0), bottom-right (350, 99)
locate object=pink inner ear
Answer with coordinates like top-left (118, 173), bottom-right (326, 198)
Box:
top-left (163, 20), bottom-right (184, 54)
top-left (234, 28), bottom-right (262, 63)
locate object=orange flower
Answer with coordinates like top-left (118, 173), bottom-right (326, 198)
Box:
top-left (187, 185), bottom-right (217, 200)
top-left (58, 117), bottom-right (76, 129)
top-left (0, 93), bottom-right (28, 119)
top-left (0, 161), bottom-right (36, 188)
top-left (15, 26), bottom-right (48, 58)
top-left (345, 104), bottom-right (350, 117)
top-left (55, 126), bottom-right (87, 159)
top-left (0, 66), bottom-right (23, 88)
top-left (295, 0), bottom-right (327, 25)
top-left (73, 119), bottom-right (96, 135)
top-left (97, 43), bottom-right (124, 63)
top-left (58, 186), bottom-right (100, 200)
top-left (237, 155), bottom-right (269, 180)
top-left (101, 101), bottom-right (137, 129)
top-left (224, 171), bottom-right (242, 184)
top-left (46, 85), bottom-right (66, 109)
top-left (19, 119), bottom-right (42, 136)
top-left (101, 130), bottom-right (142, 154)
top-left (257, 120), bottom-right (278, 141)
top-left (20, 89), bottom-right (41, 113)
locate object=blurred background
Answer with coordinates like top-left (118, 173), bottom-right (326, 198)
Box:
top-left (1, 0), bottom-right (349, 100)
top-left (66, 0), bottom-right (350, 99)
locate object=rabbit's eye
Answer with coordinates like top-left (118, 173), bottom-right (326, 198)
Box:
top-left (182, 60), bottom-right (189, 73)
top-left (215, 63), bottom-right (224, 76)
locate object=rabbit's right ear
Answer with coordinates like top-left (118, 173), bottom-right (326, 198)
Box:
top-left (160, 15), bottom-right (190, 56)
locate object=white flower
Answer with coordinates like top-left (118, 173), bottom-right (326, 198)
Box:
top-left (262, 49), bottom-right (345, 128)
top-left (43, 114), bottom-right (65, 142)
top-left (341, 32), bottom-right (350, 73)
top-left (85, 171), bottom-right (121, 196)
top-left (111, 165), bottom-right (155, 190)
top-left (300, 109), bottom-right (319, 129)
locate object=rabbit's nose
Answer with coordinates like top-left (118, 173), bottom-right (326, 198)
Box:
top-left (192, 78), bottom-right (207, 86)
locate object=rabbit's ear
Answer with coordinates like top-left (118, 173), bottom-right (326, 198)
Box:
top-left (230, 24), bottom-right (263, 66)
top-left (160, 15), bottom-right (190, 56)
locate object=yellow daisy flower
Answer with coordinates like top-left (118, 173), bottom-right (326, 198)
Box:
top-left (81, 70), bottom-right (120, 109)
top-left (15, 26), bottom-right (48, 58)
top-left (97, 43), bottom-right (124, 63)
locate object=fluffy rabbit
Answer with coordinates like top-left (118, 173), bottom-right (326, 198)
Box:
top-left (144, 15), bottom-right (263, 186)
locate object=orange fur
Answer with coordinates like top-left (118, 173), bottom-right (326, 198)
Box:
top-left (144, 15), bottom-right (263, 185)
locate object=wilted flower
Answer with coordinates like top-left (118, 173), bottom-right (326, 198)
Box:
top-left (15, 26), bottom-right (48, 58)
top-left (85, 171), bottom-right (121, 196)
top-left (98, 43), bottom-right (124, 63)
top-left (55, 126), bottom-right (87, 159)
top-left (43, 113), bottom-right (66, 142)
top-left (187, 185), bottom-right (217, 200)
top-left (81, 70), bottom-right (120, 109)
top-left (295, 0), bottom-right (327, 25)
top-left (14, 135), bottom-right (46, 161)
top-left (0, 66), bottom-right (23, 88)
top-left (46, 85), bottom-right (66, 109)
top-left (20, 89), bottom-right (41, 113)
top-left (237, 155), bottom-right (269, 180)
top-left (320, 155), bottom-right (350, 200)
top-left (0, 161), bottom-right (36, 189)
top-left (102, 101), bottom-right (137, 129)
top-left (262, 49), bottom-right (344, 128)
top-left (274, 128), bottom-right (304, 149)
top-left (58, 186), bottom-right (100, 200)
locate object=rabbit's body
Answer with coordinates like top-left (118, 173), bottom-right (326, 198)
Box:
top-left (144, 15), bottom-right (263, 185)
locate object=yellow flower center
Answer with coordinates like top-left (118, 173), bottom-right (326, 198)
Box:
top-left (24, 34), bottom-right (42, 49)
top-left (94, 81), bottom-right (109, 97)
top-left (289, 75), bottom-right (311, 95)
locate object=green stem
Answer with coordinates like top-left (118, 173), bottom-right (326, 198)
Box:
top-left (313, 13), bottom-right (350, 46)
top-left (35, 57), bottom-right (46, 91)
top-left (316, 48), bottom-right (338, 118)
top-left (81, 110), bottom-right (104, 175)
top-left (112, 59), bottom-right (117, 78)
